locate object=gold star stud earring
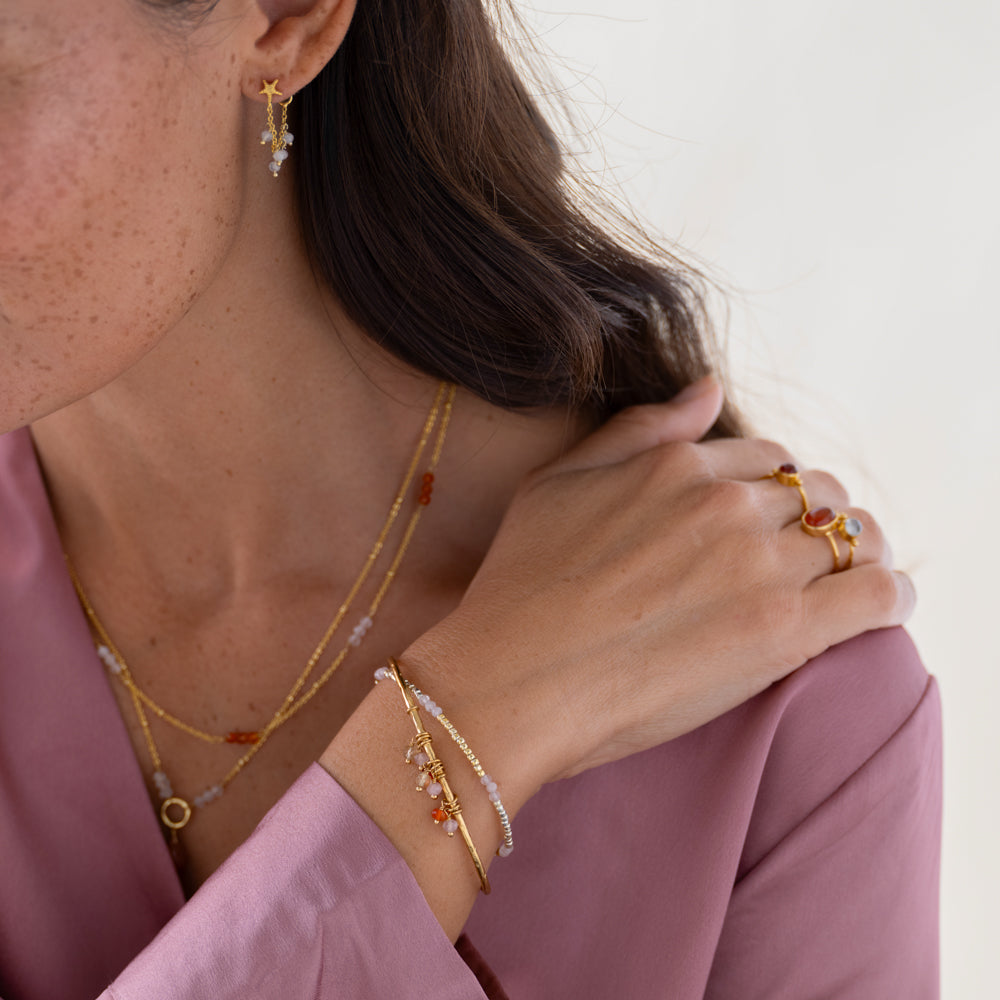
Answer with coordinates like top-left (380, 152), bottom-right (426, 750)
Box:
top-left (260, 80), bottom-right (294, 178)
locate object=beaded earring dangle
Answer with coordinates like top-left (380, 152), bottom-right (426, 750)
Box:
top-left (260, 80), bottom-right (294, 177)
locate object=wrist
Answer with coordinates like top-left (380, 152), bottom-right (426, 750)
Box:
top-left (397, 627), bottom-right (555, 817)
top-left (320, 675), bottom-right (497, 938)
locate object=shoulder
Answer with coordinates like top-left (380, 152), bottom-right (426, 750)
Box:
top-left (735, 626), bottom-right (940, 874)
top-left (763, 625), bottom-right (931, 765)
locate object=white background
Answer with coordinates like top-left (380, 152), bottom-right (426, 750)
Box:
top-left (510, 1), bottom-right (999, 994)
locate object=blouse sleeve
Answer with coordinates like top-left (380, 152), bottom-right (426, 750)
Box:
top-left (703, 676), bottom-right (942, 999)
top-left (99, 765), bottom-right (490, 1000)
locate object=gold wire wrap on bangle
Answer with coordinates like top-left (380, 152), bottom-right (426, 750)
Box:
top-left (404, 679), bottom-right (514, 857)
top-left (760, 464), bottom-right (810, 514)
top-left (384, 658), bottom-right (491, 894)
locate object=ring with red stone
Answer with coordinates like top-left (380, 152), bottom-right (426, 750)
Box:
top-left (800, 507), bottom-right (862, 572)
top-left (760, 463), bottom-right (810, 514)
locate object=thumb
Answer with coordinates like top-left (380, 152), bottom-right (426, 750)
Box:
top-left (557, 375), bottom-right (725, 472)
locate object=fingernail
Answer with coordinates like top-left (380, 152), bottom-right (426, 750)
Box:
top-left (673, 374), bottom-right (718, 403)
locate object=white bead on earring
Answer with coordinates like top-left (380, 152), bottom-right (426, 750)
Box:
top-left (260, 80), bottom-right (294, 178)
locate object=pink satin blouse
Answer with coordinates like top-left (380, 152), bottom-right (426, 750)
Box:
top-left (0, 427), bottom-right (941, 998)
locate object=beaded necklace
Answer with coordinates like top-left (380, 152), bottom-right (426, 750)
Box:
top-left (66, 383), bottom-right (455, 860)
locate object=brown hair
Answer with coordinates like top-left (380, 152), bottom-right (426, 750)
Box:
top-left (146, 0), bottom-right (743, 434)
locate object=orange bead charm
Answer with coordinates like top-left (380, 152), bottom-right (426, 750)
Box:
top-left (417, 472), bottom-right (435, 505)
top-left (431, 807), bottom-right (448, 824)
top-left (225, 731), bottom-right (260, 745)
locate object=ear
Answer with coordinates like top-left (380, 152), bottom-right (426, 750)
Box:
top-left (242, 0), bottom-right (358, 102)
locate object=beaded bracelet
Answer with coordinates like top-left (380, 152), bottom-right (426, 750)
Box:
top-left (375, 658), bottom-right (491, 894)
top-left (403, 680), bottom-right (514, 858)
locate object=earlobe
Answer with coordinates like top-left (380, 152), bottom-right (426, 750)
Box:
top-left (243, 0), bottom-right (357, 101)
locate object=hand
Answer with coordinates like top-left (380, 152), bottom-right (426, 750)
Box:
top-left (401, 376), bottom-right (915, 804)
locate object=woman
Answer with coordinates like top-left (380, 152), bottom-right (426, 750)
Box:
top-left (0, 0), bottom-right (940, 997)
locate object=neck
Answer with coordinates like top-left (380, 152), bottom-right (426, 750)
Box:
top-left (29, 155), bottom-right (591, 615)
top-left (29, 238), bottom-right (587, 611)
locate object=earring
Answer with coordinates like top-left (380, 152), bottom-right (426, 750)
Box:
top-left (260, 80), bottom-right (294, 178)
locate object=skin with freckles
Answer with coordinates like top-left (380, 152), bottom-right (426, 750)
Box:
top-left (0, 1), bottom-right (246, 426)
top-left (1, 0), bottom-right (915, 935)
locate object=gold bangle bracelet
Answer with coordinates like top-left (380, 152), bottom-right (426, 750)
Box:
top-left (383, 658), bottom-right (491, 894)
top-left (404, 679), bottom-right (514, 858)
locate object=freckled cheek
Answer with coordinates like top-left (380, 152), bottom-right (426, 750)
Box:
top-left (0, 68), bottom-right (243, 358)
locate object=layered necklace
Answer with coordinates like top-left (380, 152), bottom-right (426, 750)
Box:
top-left (66, 383), bottom-right (456, 862)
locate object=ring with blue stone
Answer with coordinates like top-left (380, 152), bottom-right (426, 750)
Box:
top-left (834, 514), bottom-right (863, 571)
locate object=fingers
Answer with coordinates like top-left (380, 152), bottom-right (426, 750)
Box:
top-left (759, 468), bottom-right (852, 527)
top-left (805, 564), bottom-right (917, 643)
top-left (555, 375), bottom-right (724, 473)
top-left (796, 470), bottom-right (850, 512)
top-left (699, 441), bottom-right (848, 504)
top-left (697, 437), bottom-right (798, 481)
top-left (697, 439), bottom-right (857, 530)
top-left (552, 400), bottom-right (903, 631)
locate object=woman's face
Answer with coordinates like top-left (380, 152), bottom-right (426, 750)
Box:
top-left (0, 0), bottom-right (251, 432)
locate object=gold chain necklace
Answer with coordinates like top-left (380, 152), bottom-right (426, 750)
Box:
top-left (66, 383), bottom-right (455, 855)
top-left (69, 382), bottom-right (453, 745)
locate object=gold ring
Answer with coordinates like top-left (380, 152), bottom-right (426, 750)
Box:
top-left (801, 508), bottom-right (863, 572)
top-left (834, 513), bottom-right (863, 571)
top-left (760, 463), bottom-right (809, 514)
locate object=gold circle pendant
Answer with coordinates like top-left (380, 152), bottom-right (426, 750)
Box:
top-left (160, 796), bottom-right (193, 831)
